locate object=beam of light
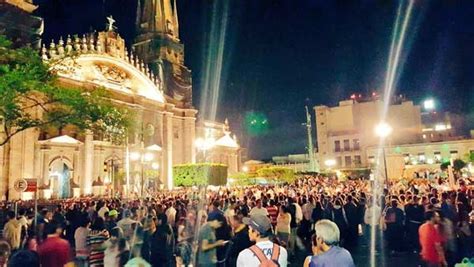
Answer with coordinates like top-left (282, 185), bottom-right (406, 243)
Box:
top-left (199, 1), bottom-right (230, 122)
top-left (383, 0), bottom-right (414, 118)
top-left (371, 2), bottom-right (415, 267)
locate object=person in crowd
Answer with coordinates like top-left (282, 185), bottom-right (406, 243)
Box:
top-left (74, 216), bottom-right (90, 267)
top-left (3, 211), bottom-right (20, 250)
top-left (176, 213), bottom-right (194, 267)
top-left (236, 214), bottom-right (288, 266)
top-left (228, 213), bottom-right (253, 267)
top-left (125, 243), bottom-right (151, 267)
top-left (304, 219), bottom-right (355, 267)
top-left (117, 210), bottom-right (138, 241)
top-left (276, 205), bottom-right (291, 247)
top-left (0, 241), bottom-right (10, 267)
top-left (104, 227), bottom-right (125, 267)
top-left (198, 215), bottom-right (226, 267)
top-left (98, 202), bottom-right (109, 221)
top-left (8, 249), bottom-right (39, 267)
top-left (343, 195), bottom-right (359, 248)
top-left (266, 199), bottom-right (279, 229)
top-left (37, 222), bottom-right (73, 267)
top-left (383, 199), bottom-right (405, 253)
top-left (405, 195), bottom-right (424, 253)
top-left (150, 213), bottom-right (175, 267)
top-left (419, 210), bottom-right (447, 267)
top-left (165, 202), bottom-right (176, 229)
top-left (249, 199), bottom-right (269, 217)
top-left (86, 217), bottom-right (109, 267)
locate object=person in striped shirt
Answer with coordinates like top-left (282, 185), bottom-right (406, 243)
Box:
top-left (87, 217), bottom-right (110, 267)
top-left (266, 199), bottom-right (279, 230)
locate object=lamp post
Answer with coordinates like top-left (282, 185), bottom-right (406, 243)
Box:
top-left (375, 122), bottom-right (392, 181)
top-left (195, 137), bottom-right (215, 163)
top-left (130, 143), bottom-right (161, 197)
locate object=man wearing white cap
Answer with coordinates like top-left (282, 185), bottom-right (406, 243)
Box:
top-left (237, 214), bottom-right (288, 267)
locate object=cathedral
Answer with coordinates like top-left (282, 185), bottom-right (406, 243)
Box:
top-left (0, 0), bottom-right (241, 200)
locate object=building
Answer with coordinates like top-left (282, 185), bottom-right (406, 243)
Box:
top-left (0, 0), bottom-right (43, 48)
top-left (272, 153), bottom-right (318, 172)
top-left (315, 98), bottom-right (422, 169)
top-left (366, 138), bottom-right (474, 179)
top-left (195, 119), bottom-right (241, 174)
top-left (0, 0), bottom-right (240, 200)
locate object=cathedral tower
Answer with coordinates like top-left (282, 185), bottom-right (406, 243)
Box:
top-left (133, 0), bottom-right (192, 108)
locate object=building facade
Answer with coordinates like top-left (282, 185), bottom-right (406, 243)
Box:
top-left (315, 99), bottom-right (422, 169)
top-left (366, 138), bottom-right (474, 179)
top-left (0, 0), bottom-right (240, 200)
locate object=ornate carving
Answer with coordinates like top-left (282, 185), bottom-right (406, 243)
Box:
top-left (93, 63), bottom-right (129, 84)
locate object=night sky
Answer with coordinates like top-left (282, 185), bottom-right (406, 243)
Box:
top-left (35, 0), bottom-right (474, 160)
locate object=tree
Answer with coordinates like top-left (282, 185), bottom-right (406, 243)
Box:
top-left (256, 167), bottom-right (296, 184)
top-left (452, 159), bottom-right (466, 172)
top-left (0, 35), bottom-right (129, 145)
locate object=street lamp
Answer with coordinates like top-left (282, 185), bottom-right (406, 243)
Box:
top-left (130, 144), bottom-right (161, 197)
top-left (375, 122), bottom-right (392, 181)
top-left (195, 137), bottom-right (215, 162)
top-left (324, 159), bottom-right (336, 168)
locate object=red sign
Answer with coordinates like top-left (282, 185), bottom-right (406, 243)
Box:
top-left (25, 179), bottom-right (37, 192)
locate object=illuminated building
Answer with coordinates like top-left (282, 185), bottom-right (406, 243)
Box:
top-left (315, 98), bottom-right (422, 169)
top-left (0, 0), bottom-right (239, 200)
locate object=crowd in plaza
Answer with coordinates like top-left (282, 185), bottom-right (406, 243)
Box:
top-left (0, 174), bottom-right (471, 267)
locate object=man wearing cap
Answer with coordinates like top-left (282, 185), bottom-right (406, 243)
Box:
top-left (237, 214), bottom-right (288, 267)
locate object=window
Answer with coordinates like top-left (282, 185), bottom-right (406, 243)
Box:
top-left (343, 140), bottom-right (350, 151)
top-left (345, 156), bottom-right (352, 167)
top-left (353, 139), bottom-right (360, 150)
top-left (418, 153), bottom-right (425, 163)
top-left (336, 157), bottom-right (342, 167)
top-left (403, 153), bottom-right (410, 164)
top-left (320, 122), bottom-right (325, 125)
top-left (368, 156), bottom-right (375, 164)
top-left (450, 150), bottom-right (458, 159)
top-left (434, 152), bottom-right (441, 163)
top-left (354, 155), bottom-right (361, 165)
top-left (335, 141), bottom-right (341, 152)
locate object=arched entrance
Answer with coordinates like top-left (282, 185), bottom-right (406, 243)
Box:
top-left (48, 157), bottom-right (73, 199)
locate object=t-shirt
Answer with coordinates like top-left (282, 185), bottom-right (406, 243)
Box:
top-left (236, 240), bottom-right (288, 267)
top-left (419, 222), bottom-right (444, 264)
top-left (266, 206), bottom-right (279, 225)
top-left (125, 256), bottom-right (151, 267)
top-left (74, 226), bottom-right (90, 257)
top-left (38, 236), bottom-right (72, 267)
top-left (249, 207), bottom-right (269, 218)
top-left (307, 246), bottom-right (355, 267)
top-left (198, 223), bottom-right (217, 265)
top-left (87, 230), bottom-right (108, 266)
top-left (98, 206), bottom-right (109, 220)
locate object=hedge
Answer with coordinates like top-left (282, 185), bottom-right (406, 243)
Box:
top-left (173, 163), bottom-right (228, 186)
top-left (256, 166), bottom-right (296, 183)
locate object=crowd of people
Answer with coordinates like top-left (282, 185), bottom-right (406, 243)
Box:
top-left (0, 174), bottom-right (471, 267)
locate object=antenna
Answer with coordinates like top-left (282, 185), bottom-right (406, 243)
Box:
top-left (305, 106), bottom-right (319, 172)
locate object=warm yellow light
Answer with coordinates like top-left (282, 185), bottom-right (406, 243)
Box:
top-left (324, 159), bottom-right (336, 167)
top-left (144, 152), bottom-right (154, 162)
top-left (151, 163), bottom-right (160, 170)
top-left (242, 166), bottom-right (249, 172)
top-left (375, 122), bottom-right (392, 138)
top-left (130, 152), bottom-right (140, 161)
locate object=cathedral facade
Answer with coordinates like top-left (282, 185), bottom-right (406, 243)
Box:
top-left (0, 0), bottom-right (241, 200)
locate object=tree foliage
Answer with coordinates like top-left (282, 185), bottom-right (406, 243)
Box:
top-left (0, 35), bottom-right (129, 145)
top-left (256, 166), bottom-right (296, 183)
top-left (440, 159), bottom-right (467, 172)
top-left (173, 163), bottom-right (228, 187)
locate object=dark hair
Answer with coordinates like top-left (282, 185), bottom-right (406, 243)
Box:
top-left (425, 211), bottom-right (436, 221)
top-left (6, 211), bottom-right (15, 219)
top-left (8, 250), bottom-right (39, 267)
top-left (91, 217), bottom-right (105, 231)
top-left (45, 222), bottom-right (61, 235)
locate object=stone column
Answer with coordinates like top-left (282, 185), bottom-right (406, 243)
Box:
top-left (162, 106), bottom-right (174, 189)
top-left (184, 110), bottom-right (197, 163)
top-left (82, 130), bottom-right (94, 195)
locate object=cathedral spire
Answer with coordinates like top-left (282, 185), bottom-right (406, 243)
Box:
top-left (136, 0), bottom-right (179, 39)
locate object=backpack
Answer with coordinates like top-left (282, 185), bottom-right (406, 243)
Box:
top-left (249, 243), bottom-right (281, 267)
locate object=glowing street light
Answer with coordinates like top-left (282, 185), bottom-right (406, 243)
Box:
top-left (375, 122), bottom-right (392, 138)
top-left (375, 122), bottom-right (392, 182)
top-left (324, 159), bottom-right (336, 168)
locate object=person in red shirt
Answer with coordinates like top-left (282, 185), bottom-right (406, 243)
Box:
top-left (266, 199), bottom-right (279, 229)
top-left (418, 210), bottom-right (447, 267)
top-left (38, 222), bottom-right (73, 267)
